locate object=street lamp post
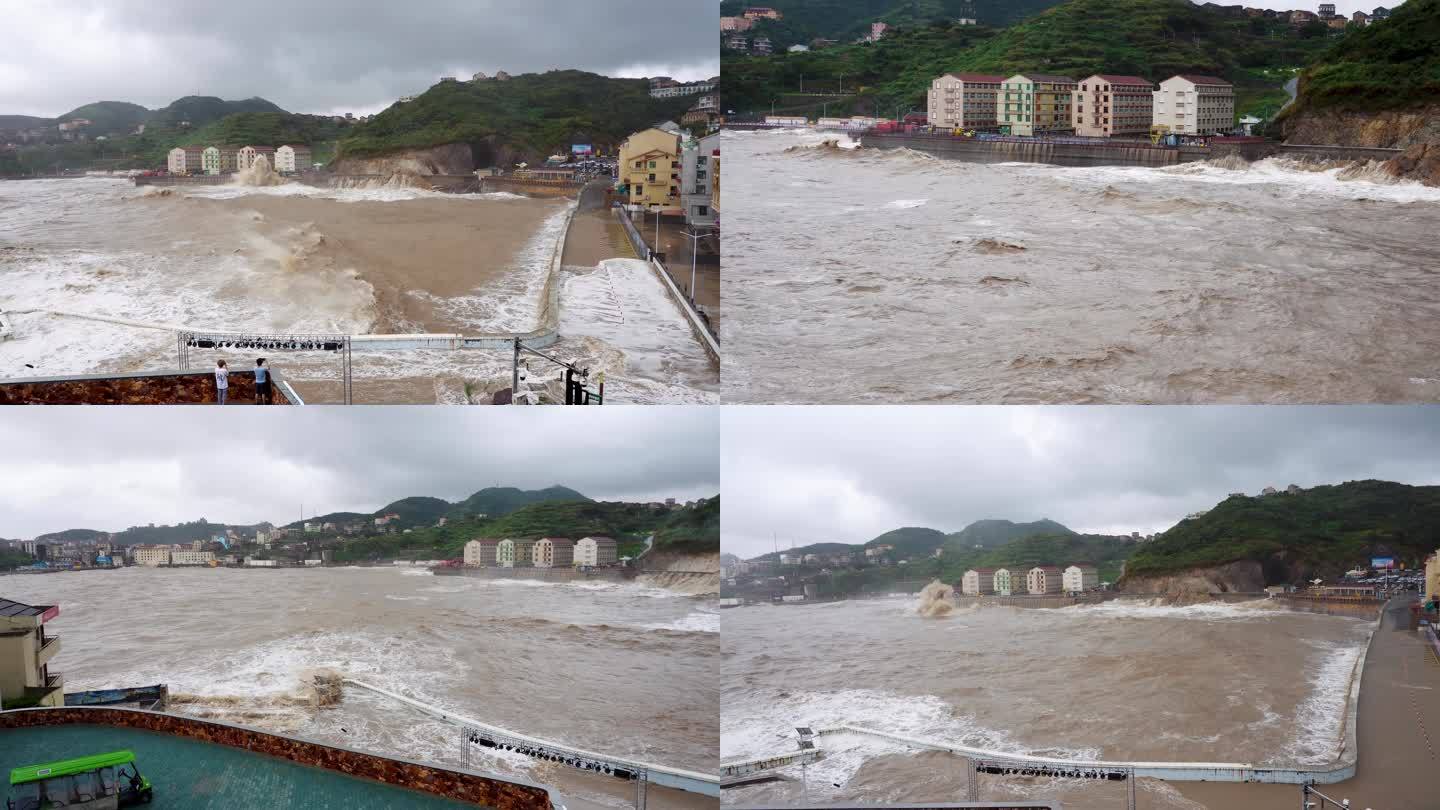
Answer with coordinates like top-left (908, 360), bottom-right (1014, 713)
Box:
top-left (680, 228), bottom-right (713, 304)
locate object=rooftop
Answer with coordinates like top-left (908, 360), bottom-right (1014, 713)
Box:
top-left (0, 597), bottom-right (53, 619)
top-left (0, 724), bottom-right (477, 809)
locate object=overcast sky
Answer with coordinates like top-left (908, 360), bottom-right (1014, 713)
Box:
top-left (722, 406), bottom-right (1440, 559)
top-left (0, 408), bottom-right (717, 538)
top-left (0, 0), bottom-right (720, 118)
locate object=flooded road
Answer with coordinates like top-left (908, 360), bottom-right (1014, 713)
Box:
top-left (720, 130), bottom-right (1440, 404)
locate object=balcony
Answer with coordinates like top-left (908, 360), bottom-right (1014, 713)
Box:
top-left (36, 633), bottom-right (61, 666)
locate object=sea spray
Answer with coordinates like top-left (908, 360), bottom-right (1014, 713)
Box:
top-left (232, 154), bottom-right (285, 187)
top-left (915, 580), bottom-right (956, 618)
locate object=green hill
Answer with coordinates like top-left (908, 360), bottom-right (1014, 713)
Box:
top-left (945, 532), bottom-right (1134, 584)
top-left (652, 496), bottom-right (720, 553)
top-left (55, 101), bottom-right (150, 134)
top-left (0, 114), bottom-right (51, 130)
top-left (723, 0), bottom-right (1338, 119)
top-left (447, 485), bottom-right (591, 520)
top-left (329, 498), bottom-right (701, 563)
top-left (334, 70), bottom-right (697, 163)
top-left (747, 541), bottom-right (864, 562)
top-left (865, 526), bottom-right (949, 556)
top-left (718, 0), bottom-right (1067, 47)
top-left (148, 95), bottom-right (288, 128)
top-left (1284, 0), bottom-right (1440, 113)
top-left (374, 496), bottom-right (452, 527)
top-left (34, 528), bottom-right (109, 544)
top-left (1122, 480), bottom-right (1440, 583)
top-left (946, 518), bottom-right (1073, 550)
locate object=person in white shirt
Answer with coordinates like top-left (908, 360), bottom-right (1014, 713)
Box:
top-left (215, 360), bottom-right (228, 404)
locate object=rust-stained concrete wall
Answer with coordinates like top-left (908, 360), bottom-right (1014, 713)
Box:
top-left (0, 707), bottom-right (554, 810)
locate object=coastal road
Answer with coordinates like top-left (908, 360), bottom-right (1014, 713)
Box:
top-left (1178, 596), bottom-right (1436, 810)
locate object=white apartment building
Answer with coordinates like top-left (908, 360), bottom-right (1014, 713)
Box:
top-left (167, 146), bottom-right (205, 174)
top-left (1152, 75), bottom-right (1235, 135)
top-left (574, 536), bottom-right (618, 567)
top-left (532, 537), bottom-right (574, 568)
top-left (1062, 564), bottom-right (1100, 593)
top-left (961, 568), bottom-right (996, 596)
top-left (1026, 566), bottom-right (1064, 595)
top-left (132, 546), bottom-right (171, 567)
top-left (650, 80), bottom-right (717, 99)
top-left (274, 144), bottom-right (312, 173)
top-left (993, 567), bottom-right (1016, 596)
top-left (171, 550), bottom-right (215, 566)
top-left (927, 73), bottom-right (1006, 130)
top-left (236, 145), bottom-right (277, 171)
top-left (680, 132), bottom-right (719, 229)
top-left (1073, 75), bottom-right (1154, 137)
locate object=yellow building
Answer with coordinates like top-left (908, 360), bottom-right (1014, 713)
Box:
top-left (1426, 549), bottom-right (1440, 604)
top-left (1001, 74), bottom-right (1077, 136)
top-left (0, 597), bottom-right (64, 708)
top-left (619, 127), bottom-right (681, 212)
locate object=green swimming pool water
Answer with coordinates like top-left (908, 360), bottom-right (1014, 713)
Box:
top-left (0, 725), bottom-right (478, 809)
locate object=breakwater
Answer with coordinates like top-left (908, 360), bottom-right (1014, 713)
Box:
top-left (863, 132), bottom-right (1203, 166)
top-left (431, 566), bottom-right (632, 582)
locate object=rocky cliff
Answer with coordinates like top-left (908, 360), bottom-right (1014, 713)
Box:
top-left (1119, 559), bottom-right (1267, 603)
top-left (1281, 105), bottom-right (1440, 186)
top-left (330, 143), bottom-right (476, 176)
top-left (637, 551), bottom-right (719, 596)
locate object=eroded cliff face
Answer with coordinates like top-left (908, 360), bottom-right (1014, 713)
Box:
top-left (331, 143), bottom-right (477, 176)
top-left (1119, 559), bottom-right (1267, 604)
top-left (1281, 104), bottom-right (1440, 186)
top-left (636, 550), bottom-right (719, 596)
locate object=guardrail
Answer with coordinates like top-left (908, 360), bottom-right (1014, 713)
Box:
top-left (343, 677), bottom-right (719, 797)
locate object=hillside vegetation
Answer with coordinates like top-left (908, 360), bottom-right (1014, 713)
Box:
top-left (284, 486), bottom-right (591, 530)
top-left (1286, 0), bottom-right (1440, 112)
top-left (719, 0), bottom-right (1066, 47)
top-left (653, 496), bottom-right (720, 553)
top-left (723, 0), bottom-right (1338, 118)
top-left (335, 70), bottom-right (697, 162)
top-left (1123, 480), bottom-right (1440, 582)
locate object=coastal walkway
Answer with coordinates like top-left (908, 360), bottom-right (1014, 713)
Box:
top-left (341, 678), bottom-right (719, 798)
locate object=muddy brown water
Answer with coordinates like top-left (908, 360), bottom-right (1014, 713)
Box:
top-left (2, 566), bottom-right (718, 810)
top-left (720, 595), bottom-right (1372, 810)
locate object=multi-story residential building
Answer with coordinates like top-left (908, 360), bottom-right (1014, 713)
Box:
top-left (0, 597), bottom-right (64, 708)
top-left (619, 127), bottom-right (681, 212)
top-left (236, 145), bottom-right (277, 171)
top-left (725, 34), bottom-right (751, 52)
top-left (132, 545), bottom-right (170, 566)
top-left (719, 16), bottom-right (754, 32)
top-left (274, 144), bottom-right (312, 173)
top-left (574, 536), bottom-right (618, 567)
top-left (711, 150), bottom-right (720, 227)
top-left (532, 537), bottom-right (574, 568)
top-left (867, 22), bottom-right (890, 41)
top-left (680, 132), bottom-right (719, 229)
top-left (1062, 564), bottom-right (1100, 593)
top-left (752, 37), bottom-right (773, 55)
top-left (1001, 74), bottom-right (1076, 136)
top-left (171, 550), bottom-right (214, 566)
top-left (167, 145), bottom-right (206, 174)
top-left (496, 538), bottom-right (535, 568)
top-left (1026, 565), bottom-right (1064, 595)
top-left (1371, 6), bottom-right (1391, 20)
top-left (993, 567), bottom-right (1016, 596)
top-left (927, 73), bottom-right (1006, 130)
top-left (201, 145), bottom-right (239, 175)
top-left (1351, 10), bottom-right (1370, 24)
top-left (650, 80), bottom-right (717, 99)
top-left (743, 7), bottom-right (782, 20)
top-left (1153, 75), bottom-right (1235, 135)
top-left (1073, 75), bottom-right (1154, 137)
top-left (962, 567), bottom-right (997, 596)
top-left (1318, 3), bottom-right (1336, 17)
top-left (463, 538), bottom-right (499, 567)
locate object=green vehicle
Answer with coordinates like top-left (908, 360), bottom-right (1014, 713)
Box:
top-left (7, 750), bottom-right (153, 809)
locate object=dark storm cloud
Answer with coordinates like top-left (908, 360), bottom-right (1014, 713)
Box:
top-left (721, 406), bottom-right (1440, 558)
top-left (0, 0), bottom-right (718, 117)
top-left (0, 408), bottom-right (718, 537)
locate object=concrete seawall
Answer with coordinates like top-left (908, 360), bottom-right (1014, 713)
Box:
top-left (432, 566), bottom-right (632, 582)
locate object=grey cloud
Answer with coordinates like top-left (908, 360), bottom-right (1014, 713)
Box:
top-left (0, 0), bottom-right (718, 116)
top-left (0, 407), bottom-right (718, 538)
top-left (721, 406), bottom-right (1440, 558)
